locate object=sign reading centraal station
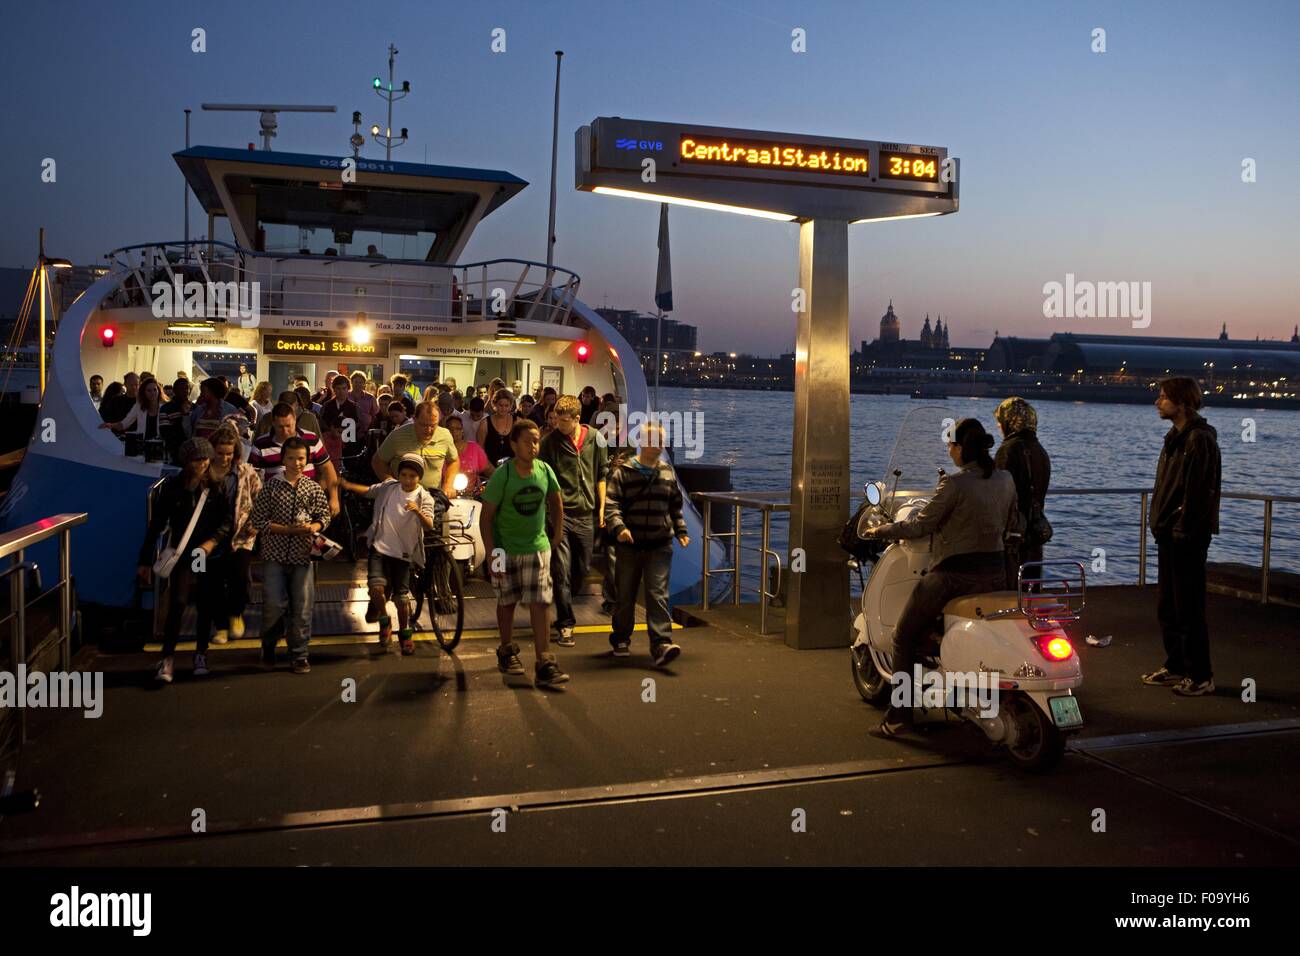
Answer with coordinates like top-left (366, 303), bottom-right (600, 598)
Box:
top-left (262, 334), bottom-right (390, 358)
top-left (576, 117), bottom-right (957, 222)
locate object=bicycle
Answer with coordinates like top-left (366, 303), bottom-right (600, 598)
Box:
top-left (410, 489), bottom-right (467, 651)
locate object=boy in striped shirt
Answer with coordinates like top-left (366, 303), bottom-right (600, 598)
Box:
top-left (603, 422), bottom-right (689, 666)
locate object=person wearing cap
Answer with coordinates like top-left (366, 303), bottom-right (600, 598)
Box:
top-left (136, 437), bottom-right (231, 684)
top-left (340, 453), bottom-right (437, 655)
top-left (373, 401), bottom-right (460, 497)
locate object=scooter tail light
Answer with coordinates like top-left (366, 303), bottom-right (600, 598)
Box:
top-left (1037, 634), bottom-right (1074, 661)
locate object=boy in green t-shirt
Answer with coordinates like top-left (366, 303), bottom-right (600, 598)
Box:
top-left (480, 419), bottom-right (568, 687)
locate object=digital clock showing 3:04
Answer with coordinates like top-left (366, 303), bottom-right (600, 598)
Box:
top-left (880, 151), bottom-right (939, 182)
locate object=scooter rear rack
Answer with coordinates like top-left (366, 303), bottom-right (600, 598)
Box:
top-left (1016, 560), bottom-right (1086, 631)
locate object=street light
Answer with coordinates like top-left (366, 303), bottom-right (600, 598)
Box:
top-left (37, 227), bottom-right (72, 398)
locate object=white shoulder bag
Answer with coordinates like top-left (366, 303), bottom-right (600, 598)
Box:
top-left (152, 488), bottom-right (209, 579)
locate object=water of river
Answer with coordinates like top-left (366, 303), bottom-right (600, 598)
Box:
top-left (656, 387), bottom-right (1299, 586)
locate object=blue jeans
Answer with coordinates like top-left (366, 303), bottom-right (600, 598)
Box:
top-left (611, 542), bottom-right (673, 646)
top-left (550, 511), bottom-right (594, 631)
top-left (261, 561), bottom-right (314, 661)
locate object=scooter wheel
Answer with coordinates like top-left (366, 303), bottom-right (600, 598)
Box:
top-left (1002, 694), bottom-right (1066, 771)
top-left (850, 646), bottom-right (892, 706)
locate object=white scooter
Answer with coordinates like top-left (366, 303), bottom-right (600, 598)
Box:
top-left (847, 408), bottom-right (1086, 770)
top-left (447, 472), bottom-right (486, 571)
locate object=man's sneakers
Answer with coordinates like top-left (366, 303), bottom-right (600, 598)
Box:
top-left (291, 658), bottom-right (311, 675)
top-left (154, 656), bottom-right (175, 684)
top-left (193, 652), bottom-right (210, 677)
top-left (535, 654), bottom-right (570, 688)
top-left (497, 642), bottom-right (526, 676)
top-left (365, 594), bottom-right (385, 624)
top-left (378, 616), bottom-right (393, 649)
top-left (611, 639), bottom-right (631, 658)
top-left (652, 641), bottom-right (682, 667)
top-left (878, 705), bottom-right (912, 738)
top-left (1143, 667), bottom-right (1214, 696)
top-left (1140, 666), bottom-right (1184, 687)
top-left (229, 615), bottom-right (246, 641)
top-left (210, 629), bottom-right (229, 645)
top-left (399, 628), bottom-right (416, 656)
top-left (554, 625), bottom-right (576, 648)
top-left (1173, 677), bottom-right (1215, 697)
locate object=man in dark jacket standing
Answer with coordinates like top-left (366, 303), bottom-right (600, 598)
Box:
top-left (1142, 377), bottom-right (1221, 697)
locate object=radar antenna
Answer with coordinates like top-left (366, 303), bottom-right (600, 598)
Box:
top-left (200, 104), bottom-right (337, 150)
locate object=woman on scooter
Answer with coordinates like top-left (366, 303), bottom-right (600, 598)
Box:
top-left (862, 418), bottom-right (1019, 737)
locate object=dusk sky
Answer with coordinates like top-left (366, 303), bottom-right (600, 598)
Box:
top-left (2, 0), bottom-right (1296, 354)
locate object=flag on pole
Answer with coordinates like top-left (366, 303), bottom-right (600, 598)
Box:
top-left (654, 203), bottom-right (673, 313)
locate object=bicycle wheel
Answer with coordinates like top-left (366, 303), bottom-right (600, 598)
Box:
top-left (426, 552), bottom-right (464, 651)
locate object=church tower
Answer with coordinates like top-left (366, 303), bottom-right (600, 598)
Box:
top-left (1292, 325), bottom-right (1298, 344)
top-left (920, 313), bottom-right (933, 348)
top-left (940, 316), bottom-right (950, 349)
top-left (1220, 322), bottom-right (1229, 341)
top-left (879, 300), bottom-right (900, 344)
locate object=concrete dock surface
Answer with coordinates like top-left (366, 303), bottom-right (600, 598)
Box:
top-left (1, 585), bottom-right (1296, 866)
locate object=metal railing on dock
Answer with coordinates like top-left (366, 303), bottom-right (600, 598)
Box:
top-left (692, 488), bottom-right (1299, 634)
top-left (693, 491), bottom-right (789, 635)
top-left (0, 513), bottom-right (88, 743)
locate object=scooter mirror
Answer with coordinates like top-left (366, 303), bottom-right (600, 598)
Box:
top-left (864, 482), bottom-right (882, 506)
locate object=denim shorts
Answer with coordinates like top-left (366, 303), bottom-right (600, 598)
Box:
top-left (367, 552), bottom-right (412, 598)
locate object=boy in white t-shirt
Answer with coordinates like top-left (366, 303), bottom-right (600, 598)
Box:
top-left (341, 453), bottom-right (437, 654)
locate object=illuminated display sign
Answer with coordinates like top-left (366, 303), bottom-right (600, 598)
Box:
top-left (880, 150), bottom-right (939, 182)
top-left (679, 136), bottom-right (870, 177)
top-left (577, 117), bottom-right (957, 222)
top-left (262, 334), bottom-right (390, 358)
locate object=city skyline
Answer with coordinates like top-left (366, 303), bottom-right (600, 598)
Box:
top-left (2, 0), bottom-right (1296, 354)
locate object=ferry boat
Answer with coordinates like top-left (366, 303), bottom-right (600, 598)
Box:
top-left (0, 140), bottom-right (713, 621)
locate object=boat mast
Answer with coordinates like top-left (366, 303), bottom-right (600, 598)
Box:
top-left (546, 51), bottom-right (564, 271)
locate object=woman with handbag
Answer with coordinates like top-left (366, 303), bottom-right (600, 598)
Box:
top-left (136, 437), bottom-right (232, 684)
top-left (994, 397), bottom-right (1052, 589)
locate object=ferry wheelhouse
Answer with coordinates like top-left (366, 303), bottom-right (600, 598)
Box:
top-left (2, 145), bottom-right (710, 615)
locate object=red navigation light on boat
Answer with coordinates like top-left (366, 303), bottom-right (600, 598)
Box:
top-left (576, 342), bottom-right (591, 364)
top-left (100, 326), bottom-right (116, 348)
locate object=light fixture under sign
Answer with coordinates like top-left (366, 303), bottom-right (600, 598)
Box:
top-left (166, 322), bottom-right (218, 334)
top-left (591, 186), bottom-right (796, 222)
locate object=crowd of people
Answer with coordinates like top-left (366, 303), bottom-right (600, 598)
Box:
top-left (96, 367), bottom-right (1221, 716)
top-left (100, 367), bottom-right (682, 687)
top-left (862, 378), bottom-right (1222, 737)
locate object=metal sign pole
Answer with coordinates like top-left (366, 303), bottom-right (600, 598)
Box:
top-left (785, 217), bottom-right (851, 648)
top-left (654, 307), bottom-right (662, 410)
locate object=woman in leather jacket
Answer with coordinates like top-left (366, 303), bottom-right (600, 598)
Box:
top-left (862, 418), bottom-right (1018, 737)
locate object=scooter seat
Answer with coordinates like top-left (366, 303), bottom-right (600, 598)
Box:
top-left (943, 591), bottom-right (1021, 620)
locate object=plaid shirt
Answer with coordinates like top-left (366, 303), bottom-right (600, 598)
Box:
top-left (249, 475), bottom-right (331, 565)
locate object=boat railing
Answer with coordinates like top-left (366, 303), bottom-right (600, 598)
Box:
top-left (101, 240), bottom-right (582, 329)
top-left (0, 513), bottom-right (88, 745)
top-left (692, 487), bottom-right (1300, 635)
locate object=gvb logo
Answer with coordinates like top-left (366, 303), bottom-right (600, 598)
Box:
top-left (50, 886), bottom-right (151, 936)
top-left (151, 278), bottom-right (261, 327)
